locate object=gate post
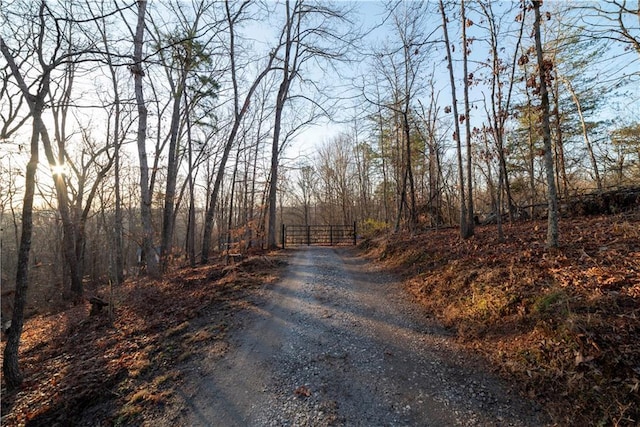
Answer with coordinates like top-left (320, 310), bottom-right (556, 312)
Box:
top-left (307, 225), bottom-right (311, 246)
top-left (353, 221), bottom-right (357, 245)
top-left (281, 224), bottom-right (285, 249)
top-left (330, 225), bottom-right (333, 246)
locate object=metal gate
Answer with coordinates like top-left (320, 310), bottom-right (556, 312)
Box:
top-left (281, 222), bottom-right (357, 248)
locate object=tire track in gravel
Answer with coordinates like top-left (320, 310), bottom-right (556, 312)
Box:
top-left (173, 246), bottom-right (550, 426)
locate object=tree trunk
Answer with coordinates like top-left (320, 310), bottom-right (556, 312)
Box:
top-left (46, 57), bottom-right (85, 297)
top-left (524, 66), bottom-right (537, 218)
top-left (97, 10), bottom-right (125, 284)
top-left (248, 108), bottom-right (265, 249)
top-left (202, 0), bottom-right (275, 262)
top-left (267, 0), bottom-right (294, 249)
top-left (378, 103), bottom-right (390, 224)
top-left (562, 76), bottom-right (602, 190)
top-left (226, 149), bottom-right (241, 260)
top-left (403, 112), bottom-right (417, 232)
top-left (1, 116), bottom-right (39, 390)
top-left (133, 0), bottom-right (158, 276)
top-left (439, 0), bottom-right (468, 238)
top-left (185, 93), bottom-right (197, 267)
top-left (552, 75), bottom-right (569, 198)
top-left (461, 0), bottom-right (474, 237)
top-left (160, 84), bottom-right (184, 272)
top-left (113, 90), bottom-right (124, 285)
top-left (267, 90), bottom-right (286, 248)
top-left (533, 0), bottom-right (559, 248)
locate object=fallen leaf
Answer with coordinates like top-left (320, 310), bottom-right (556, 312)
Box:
top-left (294, 385), bottom-right (312, 398)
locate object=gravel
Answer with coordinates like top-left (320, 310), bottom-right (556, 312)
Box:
top-left (169, 246), bottom-right (550, 426)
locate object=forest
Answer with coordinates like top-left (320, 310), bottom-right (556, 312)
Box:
top-left (0, 0), bottom-right (639, 424)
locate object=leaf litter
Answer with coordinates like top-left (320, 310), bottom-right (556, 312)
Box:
top-left (362, 212), bottom-right (640, 426)
top-left (2, 212), bottom-right (639, 426)
top-left (1, 253), bottom-right (287, 426)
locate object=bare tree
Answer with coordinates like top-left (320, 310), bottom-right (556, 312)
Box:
top-left (461, 0), bottom-right (475, 236)
top-left (148, 1), bottom-right (216, 272)
top-left (0, 0), bottom-right (95, 385)
top-left (91, 1), bottom-right (130, 285)
top-left (1, 0), bottom-right (129, 385)
top-left (265, 0), bottom-right (355, 247)
top-left (581, 0), bottom-right (640, 60)
top-left (360, 1), bottom-right (433, 233)
top-left (0, 35), bottom-right (41, 388)
top-left (200, 0), bottom-right (276, 263)
top-left (439, 0), bottom-right (470, 238)
top-left (0, 60), bottom-right (29, 141)
top-left (1, 2), bottom-right (86, 296)
top-left (415, 82), bottom-right (445, 228)
top-left (532, 0), bottom-right (559, 248)
top-left (560, 76), bottom-right (602, 190)
top-left (266, 0), bottom-right (296, 248)
top-left (130, 0), bottom-right (159, 275)
top-left (478, 0), bottom-right (527, 238)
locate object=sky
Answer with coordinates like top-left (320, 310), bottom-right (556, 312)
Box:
top-left (287, 0), bottom-right (639, 160)
top-left (1, 0), bottom-right (639, 208)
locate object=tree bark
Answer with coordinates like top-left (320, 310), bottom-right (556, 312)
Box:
top-left (267, 0), bottom-right (295, 249)
top-left (160, 83), bottom-right (183, 272)
top-left (2, 116), bottom-right (39, 390)
top-left (562, 76), bottom-right (602, 190)
top-left (552, 76), bottom-right (569, 198)
top-left (533, 0), bottom-right (559, 248)
top-left (133, 0), bottom-right (158, 275)
top-left (185, 91), bottom-right (197, 267)
top-left (40, 118), bottom-right (83, 296)
top-left (201, 0), bottom-right (275, 262)
top-left (439, 0), bottom-right (469, 238)
top-left (0, 36), bottom-right (41, 389)
top-left (461, 0), bottom-right (475, 237)
top-left (112, 80), bottom-right (124, 285)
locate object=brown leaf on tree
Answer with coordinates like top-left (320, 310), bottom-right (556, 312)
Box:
top-left (526, 74), bottom-right (537, 89)
top-left (518, 54), bottom-right (529, 66)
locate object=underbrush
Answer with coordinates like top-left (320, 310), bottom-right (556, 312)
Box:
top-left (362, 213), bottom-right (640, 426)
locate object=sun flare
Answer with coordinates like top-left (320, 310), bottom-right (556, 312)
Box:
top-left (51, 163), bottom-right (67, 176)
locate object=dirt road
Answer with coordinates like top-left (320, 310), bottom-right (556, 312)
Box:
top-left (171, 247), bottom-right (549, 426)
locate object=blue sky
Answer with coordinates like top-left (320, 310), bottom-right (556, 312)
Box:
top-left (285, 0), bottom-right (639, 157)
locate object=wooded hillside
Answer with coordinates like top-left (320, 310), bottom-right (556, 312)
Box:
top-left (1, 0), bottom-right (639, 417)
top-left (364, 212), bottom-right (640, 426)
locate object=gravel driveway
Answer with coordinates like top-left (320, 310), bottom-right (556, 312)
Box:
top-left (173, 247), bottom-right (549, 426)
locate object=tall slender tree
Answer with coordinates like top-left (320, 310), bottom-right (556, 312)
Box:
top-left (132, 0), bottom-right (159, 275)
top-left (532, 0), bottom-right (559, 248)
top-left (265, 0), bottom-right (354, 247)
top-left (0, 36), bottom-right (41, 388)
top-left (439, 0), bottom-right (470, 238)
top-left (461, 0), bottom-right (474, 236)
top-left (151, 1), bottom-right (211, 272)
top-left (201, 0), bottom-right (276, 263)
